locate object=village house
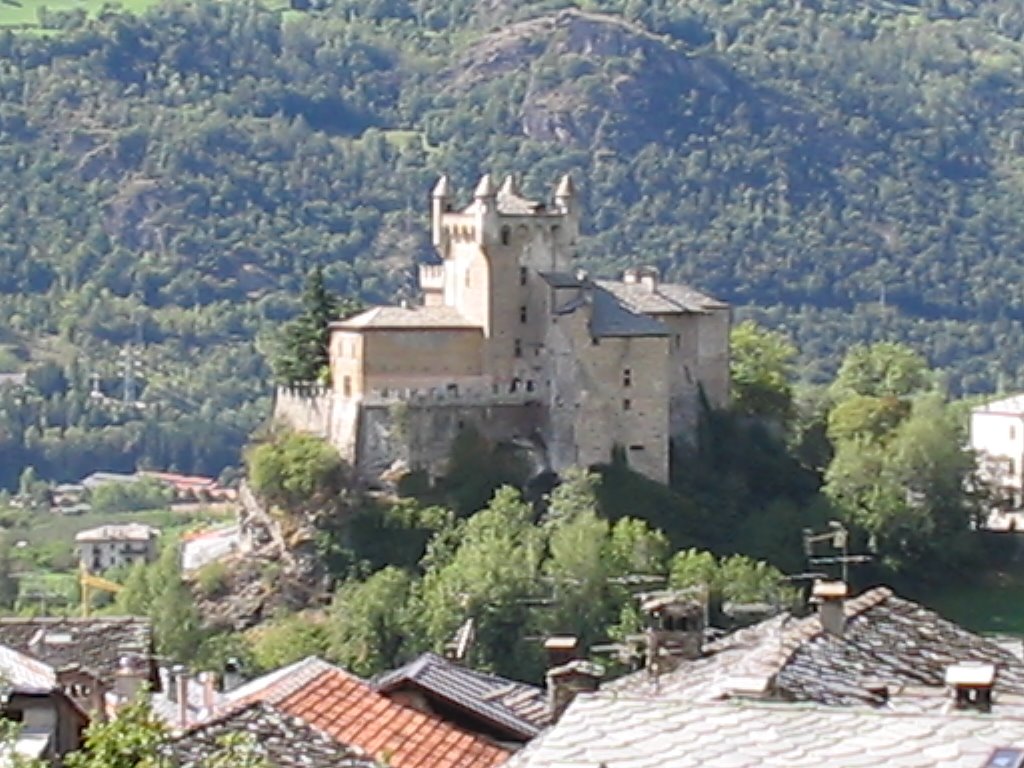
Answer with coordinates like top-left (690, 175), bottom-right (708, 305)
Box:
top-left (505, 581), bottom-right (1024, 767)
top-left (74, 523), bottom-right (160, 572)
top-left (175, 656), bottom-right (513, 768)
top-left (971, 394), bottom-right (1024, 517)
top-left (275, 173), bottom-right (730, 486)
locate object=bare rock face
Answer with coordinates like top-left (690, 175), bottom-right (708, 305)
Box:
top-left (196, 483), bottom-right (331, 632)
top-left (443, 9), bottom-right (746, 150)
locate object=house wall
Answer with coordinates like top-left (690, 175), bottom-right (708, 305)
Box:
top-left (78, 540), bottom-right (155, 572)
top-left (970, 410), bottom-right (1024, 502)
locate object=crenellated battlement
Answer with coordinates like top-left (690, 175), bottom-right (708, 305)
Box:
top-left (419, 264), bottom-right (445, 291)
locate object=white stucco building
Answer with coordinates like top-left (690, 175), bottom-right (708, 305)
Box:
top-left (75, 524), bottom-right (160, 572)
top-left (969, 394), bottom-right (1024, 511)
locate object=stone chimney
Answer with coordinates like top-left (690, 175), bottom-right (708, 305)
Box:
top-left (114, 654), bottom-right (149, 703)
top-left (946, 662), bottom-right (996, 713)
top-left (622, 268), bottom-right (639, 285)
top-left (544, 636), bottom-right (580, 668)
top-left (641, 591), bottom-right (705, 676)
top-left (175, 667), bottom-right (190, 729)
top-left (639, 266), bottom-right (659, 292)
top-left (546, 660), bottom-right (603, 722)
top-left (222, 657), bottom-right (245, 692)
top-left (813, 580), bottom-right (848, 638)
top-left (198, 671), bottom-right (217, 718)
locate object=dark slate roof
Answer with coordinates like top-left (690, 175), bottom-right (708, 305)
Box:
top-left (610, 587), bottom-right (1024, 712)
top-left (372, 653), bottom-right (549, 740)
top-left (0, 617), bottom-right (154, 685)
top-left (538, 271), bottom-right (585, 289)
top-left (504, 694), bottom-right (1024, 768)
top-left (589, 286), bottom-right (669, 338)
top-left (171, 701), bottom-right (380, 768)
top-left (597, 279), bottom-right (727, 314)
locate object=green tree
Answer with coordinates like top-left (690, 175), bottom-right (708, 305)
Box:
top-left (272, 266), bottom-right (359, 386)
top-left (248, 613), bottom-right (329, 672)
top-left (246, 431), bottom-right (349, 512)
top-left (65, 698), bottom-right (168, 768)
top-left (729, 320), bottom-right (798, 423)
top-left (417, 486), bottom-right (544, 677)
top-left (327, 567), bottom-right (417, 676)
top-left (148, 542), bottom-right (205, 664)
top-left (829, 342), bottom-right (932, 401)
top-left (825, 396), bottom-right (983, 573)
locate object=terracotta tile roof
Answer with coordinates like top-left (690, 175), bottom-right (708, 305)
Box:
top-left (276, 667), bottom-right (511, 768)
top-left (217, 656), bottom-right (336, 714)
top-left (373, 652), bottom-right (549, 741)
top-left (610, 586), bottom-right (1024, 712)
top-left (172, 701), bottom-right (381, 768)
top-left (505, 694), bottom-right (1024, 768)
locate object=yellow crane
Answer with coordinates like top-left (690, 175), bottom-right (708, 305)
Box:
top-left (79, 565), bottom-right (124, 617)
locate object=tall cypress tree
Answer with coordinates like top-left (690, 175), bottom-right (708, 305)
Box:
top-left (273, 266), bottom-right (354, 386)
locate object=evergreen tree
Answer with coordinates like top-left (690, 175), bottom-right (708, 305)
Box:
top-left (272, 266), bottom-right (361, 386)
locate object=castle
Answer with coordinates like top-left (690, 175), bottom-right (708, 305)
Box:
top-left (274, 173), bottom-right (730, 485)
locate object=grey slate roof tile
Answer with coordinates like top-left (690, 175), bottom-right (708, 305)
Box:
top-left (609, 586), bottom-right (1024, 714)
top-left (373, 652), bottom-right (549, 740)
top-left (171, 701), bottom-right (381, 768)
top-left (0, 616), bottom-right (154, 686)
top-left (504, 695), bottom-right (1024, 768)
top-left (597, 279), bottom-right (727, 314)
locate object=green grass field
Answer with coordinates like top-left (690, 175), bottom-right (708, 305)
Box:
top-left (2, 0), bottom-right (171, 28)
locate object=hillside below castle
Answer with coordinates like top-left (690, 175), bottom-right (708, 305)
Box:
top-left (274, 174), bottom-right (729, 485)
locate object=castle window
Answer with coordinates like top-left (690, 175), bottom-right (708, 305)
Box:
top-left (520, 306), bottom-right (528, 324)
top-left (465, 271), bottom-right (471, 287)
top-left (630, 444), bottom-right (645, 452)
top-left (514, 339), bottom-right (523, 358)
top-left (623, 398), bottom-right (632, 411)
top-left (343, 376), bottom-right (352, 398)
top-left (675, 334), bottom-right (681, 349)
top-left (623, 368), bottom-right (632, 387)
top-left (592, 338), bottom-right (600, 346)
top-left (520, 267), bottom-right (528, 286)
top-left (1012, 425), bottom-right (1017, 441)
top-left (526, 380), bottom-right (535, 392)
top-left (501, 226), bottom-right (511, 246)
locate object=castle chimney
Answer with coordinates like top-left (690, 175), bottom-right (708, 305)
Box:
top-left (622, 268), bottom-right (639, 285)
top-left (639, 267), bottom-right (659, 292)
top-left (813, 580), bottom-right (848, 637)
top-left (946, 662), bottom-right (996, 713)
top-left (546, 660), bottom-right (603, 723)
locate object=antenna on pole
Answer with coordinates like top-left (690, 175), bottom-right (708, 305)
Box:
top-left (802, 522), bottom-right (872, 583)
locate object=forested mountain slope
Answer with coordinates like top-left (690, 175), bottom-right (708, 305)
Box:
top-left (2, 0), bottom-right (1024, 483)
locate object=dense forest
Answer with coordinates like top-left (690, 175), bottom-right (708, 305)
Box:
top-left (3, 0), bottom-right (1024, 482)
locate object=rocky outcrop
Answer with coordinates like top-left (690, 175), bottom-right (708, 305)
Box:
top-left (441, 9), bottom-right (748, 150)
top-left (195, 482), bottom-right (330, 632)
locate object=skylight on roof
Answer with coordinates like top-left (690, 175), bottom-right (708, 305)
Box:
top-left (984, 748), bottom-right (1024, 768)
